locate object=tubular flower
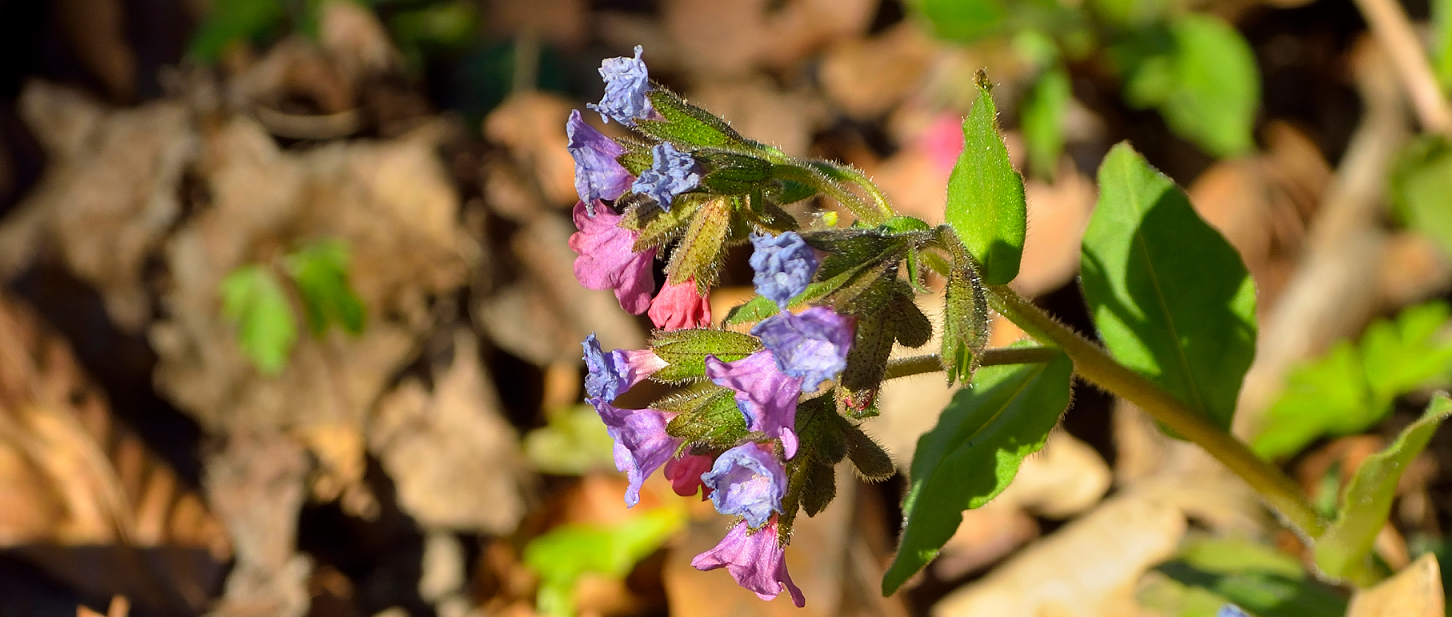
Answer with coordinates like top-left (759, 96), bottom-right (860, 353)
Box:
top-left (588, 45), bottom-right (653, 125)
top-left (751, 307), bottom-right (854, 393)
top-left (702, 444), bottom-right (787, 528)
top-left (631, 142), bottom-right (701, 211)
top-left (569, 201), bottom-right (658, 314)
top-left (566, 110), bottom-right (632, 207)
top-left (588, 398), bottom-right (678, 507)
top-left (648, 278), bottom-right (712, 331)
top-left (705, 351), bottom-right (802, 460)
top-left (664, 452), bottom-right (716, 500)
top-left (748, 232), bottom-right (819, 309)
top-left (582, 333), bottom-right (668, 402)
top-left (691, 516), bottom-right (805, 607)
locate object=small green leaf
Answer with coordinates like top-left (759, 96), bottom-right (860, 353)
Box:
top-left (650, 328), bottom-right (762, 384)
top-left (1315, 394), bottom-right (1452, 582)
top-left (525, 507), bottom-right (684, 617)
top-left (286, 239), bottom-right (366, 336)
top-left (1141, 537), bottom-right (1348, 617)
top-left (1081, 143), bottom-right (1257, 432)
top-left (1021, 66), bottom-right (1072, 179)
top-left (882, 350), bottom-right (1072, 595)
top-left (945, 79), bottom-right (1027, 286)
top-left (910, 0), bottom-right (1009, 42)
top-left (221, 264), bottom-right (298, 376)
top-left (523, 404), bottom-right (618, 475)
top-left (1090, 0), bottom-right (1174, 27)
top-left (1390, 137), bottom-right (1452, 258)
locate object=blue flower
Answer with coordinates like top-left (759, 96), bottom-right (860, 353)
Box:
top-left (748, 232), bottom-right (818, 309)
top-left (588, 45), bottom-right (653, 125)
top-left (588, 398), bottom-right (679, 507)
top-left (631, 142), bottom-right (700, 211)
top-left (1216, 606), bottom-right (1252, 617)
top-left (702, 444), bottom-right (786, 528)
top-left (566, 110), bottom-right (632, 206)
top-left (751, 307), bottom-right (854, 393)
top-left (582, 333), bottom-right (667, 402)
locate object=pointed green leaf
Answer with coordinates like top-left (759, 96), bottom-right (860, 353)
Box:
top-left (525, 507), bottom-right (684, 617)
top-left (945, 79), bottom-right (1027, 285)
top-left (1081, 143), bottom-right (1257, 431)
top-left (1141, 537), bottom-right (1348, 617)
top-left (1315, 393), bottom-right (1452, 582)
top-left (882, 350), bottom-right (1072, 594)
top-left (286, 239), bottom-right (365, 336)
top-left (221, 264), bottom-right (298, 376)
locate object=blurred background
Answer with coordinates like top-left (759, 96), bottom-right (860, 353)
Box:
top-left (0, 0), bottom-right (1449, 615)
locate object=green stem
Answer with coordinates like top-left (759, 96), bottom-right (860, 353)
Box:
top-left (987, 285), bottom-right (1327, 539)
top-left (883, 347), bottom-right (1059, 380)
top-left (775, 163), bottom-right (891, 226)
top-left (817, 161), bottom-right (895, 221)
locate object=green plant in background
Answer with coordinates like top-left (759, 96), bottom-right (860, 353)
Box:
top-left (1138, 537), bottom-right (1348, 617)
top-left (907, 0), bottom-right (1261, 175)
top-left (220, 238), bottom-right (366, 375)
top-left (1253, 301), bottom-right (1452, 459)
top-left (523, 507), bottom-right (685, 617)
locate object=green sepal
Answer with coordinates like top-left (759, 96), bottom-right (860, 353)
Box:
top-left (838, 309), bottom-right (895, 416)
top-left (622, 194), bottom-right (706, 252)
top-left (801, 461), bottom-right (837, 517)
top-left (796, 395), bottom-right (848, 466)
top-left (940, 260), bottom-right (991, 386)
top-left (665, 196), bottom-right (734, 289)
top-left (890, 285), bottom-right (933, 348)
top-left (664, 387), bottom-right (748, 448)
top-left (635, 88), bottom-right (753, 150)
top-left (696, 150), bottom-right (775, 195)
top-left (653, 383), bottom-right (732, 414)
top-left (651, 328), bottom-right (761, 383)
top-left (615, 136), bottom-right (656, 176)
top-left (765, 179), bottom-right (816, 205)
top-left (844, 425), bottom-right (895, 481)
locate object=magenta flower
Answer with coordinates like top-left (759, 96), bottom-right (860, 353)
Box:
top-left (582, 333), bottom-right (668, 402)
top-left (588, 398), bottom-right (679, 507)
top-left (664, 452), bottom-right (716, 500)
top-left (691, 516), bottom-right (805, 607)
top-left (702, 443), bottom-right (786, 528)
top-left (705, 351), bottom-right (802, 460)
top-left (566, 110), bottom-right (632, 207)
top-left (751, 307), bottom-right (855, 393)
top-left (648, 278), bottom-right (712, 331)
top-left (569, 201), bottom-right (658, 314)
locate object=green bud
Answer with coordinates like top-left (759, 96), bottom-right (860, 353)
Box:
top-left (650, 328), bottom-right (762, 383)
top-left (838, 309), bottom-right (895, 417)
top-left (666, 196), bottom-right (733, 290)
top-left (622, 193), bottom-right (706, 251)
top-left (940, 260), bottom-right (991, 386)
top-left (665, 388), bottom-right (748, 448)
top-left (636, 89), bottom-right (753, 150)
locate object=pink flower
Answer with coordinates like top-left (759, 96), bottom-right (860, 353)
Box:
top-left (649, 278), bottom-right (712, 330)
top-left (691, 516), bottom-right (805, 607)
top-left (569, 201), bottom-right (658, 314)
top-left (664, 452), bottom-right (716, 500)
top-left (705, 351), bottom-right (802, 460)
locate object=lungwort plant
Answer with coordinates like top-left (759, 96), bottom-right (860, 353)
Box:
top-left (561, 46), bottom-right (1450, 607)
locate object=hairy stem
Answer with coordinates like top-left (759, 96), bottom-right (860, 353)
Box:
top-left (771, 164), bottom-right (887, 226)
top-left (883, 347), bottom-right (1059, 380)
top-left (814, 161), bottom-right (897, 222)
top-left (987, 285), bottom-right (1327, 539)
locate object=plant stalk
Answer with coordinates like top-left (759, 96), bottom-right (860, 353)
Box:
top-left (987, 285), bottom-right (1327, 539)
top-left (883, 347), bottom-right (1059, 380)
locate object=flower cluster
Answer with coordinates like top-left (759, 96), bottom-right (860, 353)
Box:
top-left (565, 46), bottom-right (919, 608)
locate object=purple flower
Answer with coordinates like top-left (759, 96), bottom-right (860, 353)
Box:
top-left (1217, 606), bottom-right (1252, 617)
top-left (749, 232), bottom-right (819, 309)
top-left (582, 333), bottom-right (668, 402)
top-left (566, 110), bottom-right (632, 207)
top-left (703, 444), bottom-right (786, 528)
top-left (705, 351), bottom-right (801, 460)
top-left (631, 142), bottom-right (700, 211)
top-left (751, 307), bottom-right (855, 393)
top-left (588, 45), bottom-right (653, 125)
top-left (588, 398), bottom-right (679, 507)
top-left (691, 517), bottom-right (805, 607)
top-left (569, 201), bottom-right (658, 314)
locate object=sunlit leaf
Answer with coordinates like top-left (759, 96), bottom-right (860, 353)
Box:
top-left (286, 239), bottom-right (366, 337)
top-left (882, 349), bottom-right (1072, 594)
top-left (1435, 0), bottom-right (1452, 90)
top-left (1315, 394), bottom-right (1452, 583)
top-left (1021, 66), bottom-right (1072, 179)
top-left (1390, 136), bottom-right (1452, 258)
top-left (221, 264), bottom-right (298, 376)
top-left (1140, 537), bottom-right (1347, 617)
top-left (523, 405), bottom-right (617, 475)
top-left (945, 77), bottom-right (1027, 286)
top-left (524, 507), bottom-right (684, 617)
top-left (1081, 143), bottom-right (1256, 432)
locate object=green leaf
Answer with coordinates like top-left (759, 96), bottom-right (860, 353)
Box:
top-left (910, 0), bottom-right (1009, 41)
top-left (1390, 137), bottom-right (1452, 258)
top-left (286, 239), bottom-right (366, 336)
top-left (1435, 0), bottom-right (1452, 91)
top-left (1111, 16), bottom-right (1259, 157)
top-left (1021, 67), bottom-right (1072, 179)
top-left (221, 264), bottom-right (298, 376)
top-left (1081, 143), bottom-right (1257, 432)
top-left (1315, 394), bottom-right (1452, 582)
top-left (1141, 537), bottom-right (1348, 617)
top-left (523, 404), bottom-right (618, 475)
top-left (945, 78), bottom-right (1027, 286)
top-left (188, 0), bottom-right (287, 62)
top-left (882, 350), bottom-right (1072, 594)
top-left (1253, 301), bottom-right (1452, 459)
top-left (387, 1), bottom-right (479, 54)
top-left (524, 507), bottom-right (684, 617)
top-left (1090, 0), bottom-right (1174, 27)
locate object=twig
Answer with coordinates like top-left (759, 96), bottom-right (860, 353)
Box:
top-left (1352, 0), bottom-right (1452, 135)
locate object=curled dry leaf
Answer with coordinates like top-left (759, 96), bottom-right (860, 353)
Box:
top-left (484, 92), bottom-right (579, 208)
top-left (1346, 553), bottom-right (1445, 617)
top-left (819, 23), bottom-right (940, 120)
top-left (660, 0), bottom-right (877, 77)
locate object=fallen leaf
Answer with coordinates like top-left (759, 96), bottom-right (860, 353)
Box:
top-left (1346, 553), bottom-right (1444, 617)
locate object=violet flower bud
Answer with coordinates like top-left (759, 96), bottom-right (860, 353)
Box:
top-left (631, 142), bottom-right (701, 212)
top-left (582, 333), bottom-right (668, 402)
top-left (748, 232), bottom-right (818, 309)
top-left (751, 307), bottom-right (854, 393)
top-left (691, 516), bottom-right (805, 607)
top-left (588, 45), bottom-right (653, 125)
top-left (702, 444), bottom-right (786, 528)
top-left (705, 351), bottom-right (802, 459)
top-left (566, 110), bottom-right (632, 207)
top-left (588, 398), bottom-right (679, 507)
top-left (569, 201), bottom-right (658, 314)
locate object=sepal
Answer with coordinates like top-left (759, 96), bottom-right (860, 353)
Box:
top-left (651, 328), bottom-right (762, 383)
top-left (940, 260), bottom-right (991, 386)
